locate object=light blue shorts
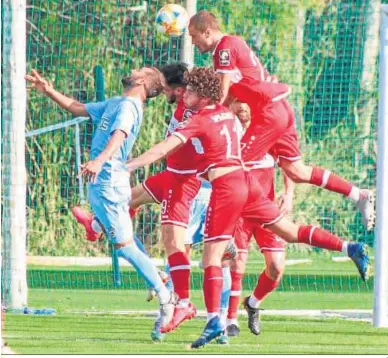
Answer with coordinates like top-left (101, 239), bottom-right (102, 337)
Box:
top-left (185, 183), bottom-right (211, 246)
top-left (88, 183), bottom-right (133, 244)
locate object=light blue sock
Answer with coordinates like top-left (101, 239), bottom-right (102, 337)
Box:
top-left (133, 233), bottom-right (149, 257)
top-left (221, 266), bottom-right (232, 310)
top-left (164, 263), bottom-right (174, 292)
top-left (116, 243), bottom-right (168, 299)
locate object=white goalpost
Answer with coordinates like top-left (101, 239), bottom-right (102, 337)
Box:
top-left (1, 0), bottom-right (28, 309)
top-left (373, 4), bottom-right (388, 328)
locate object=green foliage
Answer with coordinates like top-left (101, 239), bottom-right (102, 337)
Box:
top-left (21, 0), bottom-right (377, 256)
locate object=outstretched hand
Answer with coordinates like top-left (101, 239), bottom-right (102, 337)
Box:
top-left (25, 69), bottom-right (53, 94)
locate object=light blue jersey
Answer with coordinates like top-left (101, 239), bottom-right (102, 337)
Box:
top-left (86, 96), bottom-right (143, 186)
top-left (86, 96), bottom-right (143, 244)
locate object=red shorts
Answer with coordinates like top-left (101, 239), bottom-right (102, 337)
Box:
top-left (234, 219), bottom-right (286, 253)
top-left (204, 169), bottom-right (248, 242)
top-left (143, 170), bottom-right (201, 228)
top-left (234, 168), bottom-right (286, 253)
top-left (204, 169), bottom-right (282, 243)
top-left (241, 99), bottom-right (301, 163)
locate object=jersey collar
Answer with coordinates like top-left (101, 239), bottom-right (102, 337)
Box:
top-left (211, 35), bottom-right (227, 56)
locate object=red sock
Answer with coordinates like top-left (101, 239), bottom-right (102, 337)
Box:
top-left (203, 266), bottom-right (223, 314)
top-left (168, 252), bottom-right (191, 300)
top-left (129, 207), bottom-right (140, 219)
top-left (298, 225), bottom-right (343, 252)
top-left (253, 271), bottom-right (280, 301)
top-left (228, 271), bottom-right (243, 319)
top-left (310, 167), bottom-right (353, 196)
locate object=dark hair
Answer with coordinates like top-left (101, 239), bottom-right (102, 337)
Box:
top-left (185, 67), bottom-right (222, 103)
top-left (160, 62), bottom-right (188, 88)
top-left (189, 10), bottom-right (220, 32)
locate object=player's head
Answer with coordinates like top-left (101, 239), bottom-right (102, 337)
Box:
top-left (231, 101), bottom-right (251, 128)
top-left (161, 62), bottom-right (188, 104)
top-left (121, 67), bottom-right (164, 98)
top-left (189, 11), bottom-right (221, 53)
top-left (183, 67), bottom-right (222, 110)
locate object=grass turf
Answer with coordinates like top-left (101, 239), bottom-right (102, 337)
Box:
top-left (4, 289), bottom-right (387, 354)
top-left (4, 313), bottom-right (388, 354)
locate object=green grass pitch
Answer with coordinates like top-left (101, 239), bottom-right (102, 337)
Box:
top-left (3, 289), bottom-right (388, 354)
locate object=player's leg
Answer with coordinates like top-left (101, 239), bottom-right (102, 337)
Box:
top-left (225, 217), bottom-right (251, 337)
top-left (191, 169), bottom-right (248, 349)
top-left (244, 228), bottom-right (286, 335)
top-left (88, 184), bottom-right (177, 327)
top-left (244, 172), bottom-right (370, 281)
top-left (72, 181), bottom-right (156, 241)
top-left (160, 175), bottom-right (201, 333)
top-left (272, 100), bottom-right (375, 230)
top-left (215, 264), bottom-right (232, 345)
top-left (279, 159), bottom-right (375, 230)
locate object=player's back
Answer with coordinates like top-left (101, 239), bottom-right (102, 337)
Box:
top-left (212, 35), bottom-right (290, 108)
top-left (173, 103), bottom-right (242, 178)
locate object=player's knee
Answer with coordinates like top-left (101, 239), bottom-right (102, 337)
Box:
top-left (233, 252), bottom-right (247, 273)
top-left (266, 261), bottom-right (285, 281)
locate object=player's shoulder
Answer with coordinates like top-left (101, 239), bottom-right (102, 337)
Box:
top-left (218, 34), bottom-right (246, 49)
top-left (201, 104), bottom-right (234, 120)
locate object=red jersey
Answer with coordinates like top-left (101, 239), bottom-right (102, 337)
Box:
top-left (212, 35), bottom-right (290, 108)
top-left (165, 99), bottom-right (202, 174)
top-left (173, 104), bottom-right (242, 177)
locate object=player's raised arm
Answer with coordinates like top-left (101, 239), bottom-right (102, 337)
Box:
top-left (127, 135), bottom-right (184, 172)
top-left (25, 69), bottom-right (88, 117)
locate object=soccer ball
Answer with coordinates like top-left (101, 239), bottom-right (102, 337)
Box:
top-left (155, 4), bottom-right (189, 37)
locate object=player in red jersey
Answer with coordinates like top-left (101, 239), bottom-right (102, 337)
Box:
top-left (225, 101), bottom-right (294, 338)
top-left (188, 11), bottom-right (375, 231)
top-left (126, 67), bottom-right (370, 348)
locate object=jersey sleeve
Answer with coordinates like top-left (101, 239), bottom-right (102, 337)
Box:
top-left (110, 101), bottom-right (138, 137)
top-left (213, 37), bottom-right (238, 73)
top-left (172, 115), bottom-right (204, 143)
top-left (85, 100), bottom-right (109, 123)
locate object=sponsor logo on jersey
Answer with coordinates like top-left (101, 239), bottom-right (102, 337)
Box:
top-left (182, 109), bottom-right (194, 121)
top-left (219, 49), bottom-right (231, 66)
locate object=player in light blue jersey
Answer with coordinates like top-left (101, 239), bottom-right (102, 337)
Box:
top-left (25, 68), bottom-right (178, 328)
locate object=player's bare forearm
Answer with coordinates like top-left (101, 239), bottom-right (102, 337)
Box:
top-left (282, 170), bottom-right (295, 197)
top-left (127, 135), bottom-right (183, 172)
top-left (46, 88), bottom-right (88, 117)
top-left (96, 130), bottom-right (127, 164)
top-left (26, 69), bottom-right (88, 117)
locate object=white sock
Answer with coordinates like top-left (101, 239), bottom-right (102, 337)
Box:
top-left (91, 219), bottom-right (103, 233)
top-left (157, 286), bottom-right (171, 305)
top-left (207, 312), bottom-right (219, 322)
top-left (226, 318), bottom-right (239, 327)
top-left (248, 295), bottom-right (261, 309)
top-left (347, 187), bottom-right (360, 203)
top-left (220, 309), bottom-right (228, 329)
top-left (342, 241), bottom-right (349, 256)
top-left (177, 298), bottom-right (190, 308)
